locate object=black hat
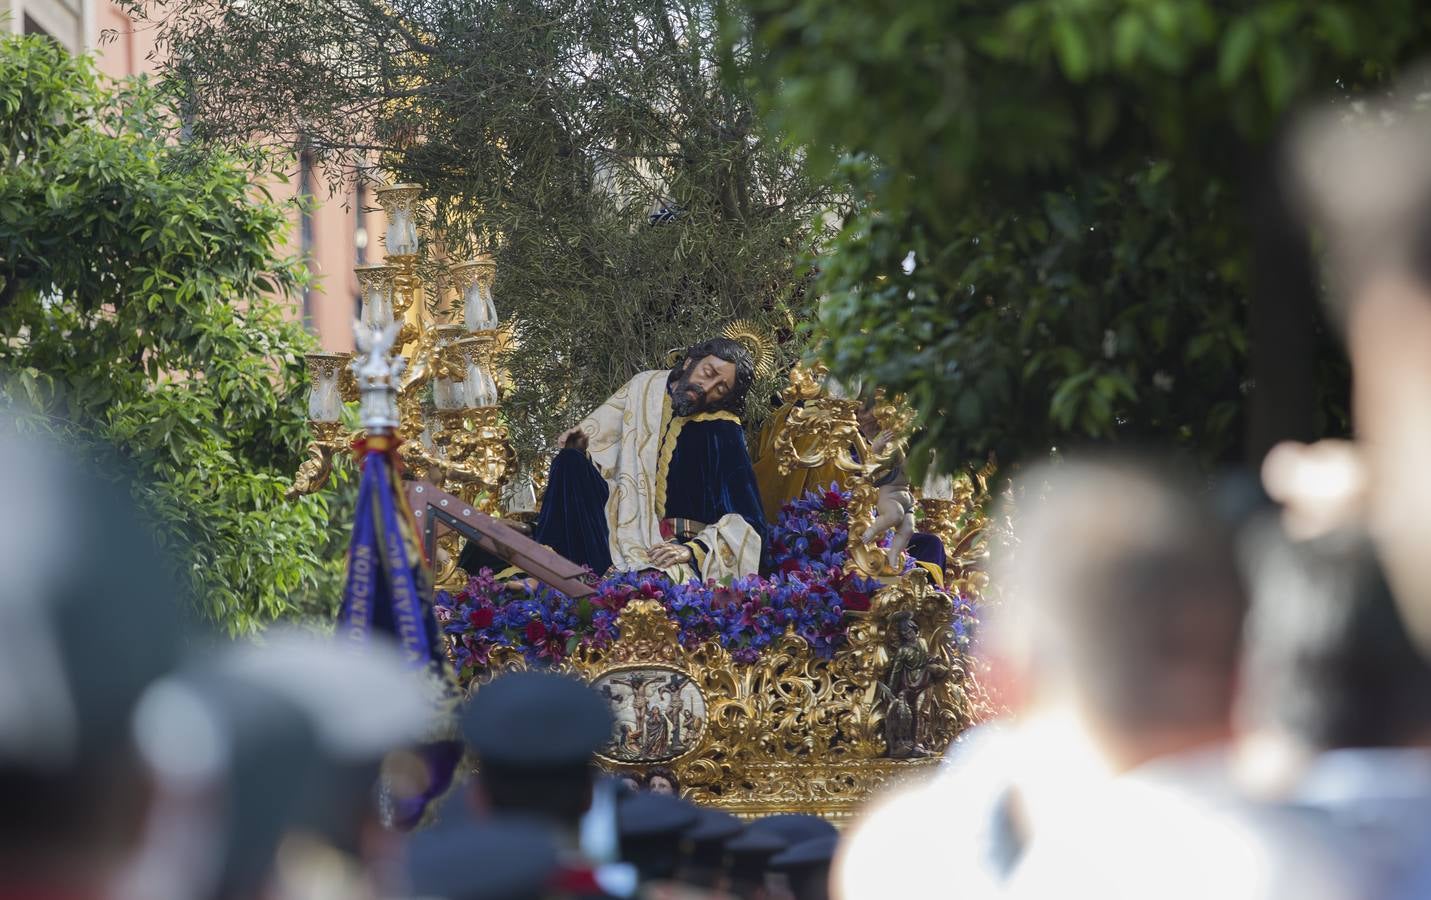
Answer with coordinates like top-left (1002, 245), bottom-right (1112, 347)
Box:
top-left (745, 813), bottom-right (837, 846)
top-left (685, 807), bottom-right (742, 845)
top-left (726, 829), bottom-right (788, 857)
top-left (405, 815), bottom-right (559, 900)
top-left (461, 671), bottom-right (611, 769)
top-left (617, 791), bottom-right (700, 881)
top-left (725, 829), bottom-right (789, 886)
top-left (770, 834), bottom-right (838, 872)
top-left (678, 808), bottom-right (743, 886)
top-left (769, 835), bottom-right (839, 900)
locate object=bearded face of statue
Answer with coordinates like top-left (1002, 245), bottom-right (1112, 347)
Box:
top-left (669, 354), bottom-right (737, 416)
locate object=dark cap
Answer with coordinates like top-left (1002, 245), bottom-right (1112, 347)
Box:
top-left (725, 829), bottom-right (788, 859)
top-left (770, 834), bottom-right (838, 900)
top-left (461, 671), bottom-right (611, 768)
top-left (725, 830), bottom-right (788, 885)
top-left (617, 791), bottom-right (700, 840)
top-left (405, 815), bottom-right (559, 900)
top-left (680, 807), bottom-right (743, 879)
top-left (745, 813), bottom-right (837, 845)
top-left (685, 808), bottom-right (742, 845)
top-left (769, 834), bottom-right (838, 872)
top-left (617, 791), bottom-right (700, 881)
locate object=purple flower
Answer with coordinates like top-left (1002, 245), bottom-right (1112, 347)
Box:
top-left (435, 486), bottom-right (977, 671)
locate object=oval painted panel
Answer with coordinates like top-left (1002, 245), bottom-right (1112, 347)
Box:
top-left (592, 667), bottom-right (707, 763)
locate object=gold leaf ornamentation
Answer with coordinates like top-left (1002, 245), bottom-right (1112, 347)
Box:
top-left (460, 576), bottom-right (984, 821)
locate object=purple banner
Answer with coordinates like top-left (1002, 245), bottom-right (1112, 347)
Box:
top-left (338, 450), bottom-right (437, 670)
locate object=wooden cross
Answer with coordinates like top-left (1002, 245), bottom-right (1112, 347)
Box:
top-left (404, 480), bottom-right (597, 598)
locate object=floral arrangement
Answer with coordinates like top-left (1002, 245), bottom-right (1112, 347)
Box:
top-left (435, 485), bottom-right (978, 679)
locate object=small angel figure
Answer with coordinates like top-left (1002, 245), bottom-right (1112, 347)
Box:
top-left (352, 319), bottom-right (405, 431)
top-left (857, 402), bottom-right (915, 571)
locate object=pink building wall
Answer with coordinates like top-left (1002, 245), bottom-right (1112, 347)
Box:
top-left (86, 1), bottom-right (374, 353)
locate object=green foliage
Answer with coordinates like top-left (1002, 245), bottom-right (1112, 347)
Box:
top-left (818, 159), bottom-right (1250, 466)
top-left (121, 0), bottom-right (835, 465)
top-left (736, 0), bottom-right (1430, 471)
top-left (0, 34), bottom-right (346, 632)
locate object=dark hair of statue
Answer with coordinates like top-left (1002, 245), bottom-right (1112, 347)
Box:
top-left (674, 337), bottom-right (756, 417)
top-left (644, 765), bottom-right (679, 793)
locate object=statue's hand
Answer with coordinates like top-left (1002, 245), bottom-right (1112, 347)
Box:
top-left (647, 542), bottom-right (693, 567)
top-left (557, 427), bottom-right (589, 450)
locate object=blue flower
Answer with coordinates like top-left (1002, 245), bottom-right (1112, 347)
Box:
top-left (438, 486), bottom-right (976, 670)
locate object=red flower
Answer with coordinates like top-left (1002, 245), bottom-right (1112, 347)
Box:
top-left (822, 489), bottom-right (844, 509)
top-left (526, 620), bottom-right (548, 643)
top-left (778, 558), bottom-right (802, 574)
top-left (468, 607), bottom-right (495, 629)
top-left (841, 589), bottom-right (872, 612)
top-left (808, 537), bottom-right (827, 555)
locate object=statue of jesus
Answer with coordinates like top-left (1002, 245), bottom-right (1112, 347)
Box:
top-left (460, 337), bottom-right (768, 583)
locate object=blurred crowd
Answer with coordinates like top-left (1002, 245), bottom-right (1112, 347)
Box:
top-left (11, 96), bottom-right (1431, 900)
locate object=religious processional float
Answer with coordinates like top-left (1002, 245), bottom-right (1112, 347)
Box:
top-left (290, 182), bottom-right (996, 822)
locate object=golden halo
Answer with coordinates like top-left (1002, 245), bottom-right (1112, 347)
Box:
top-left (720, 319), bottom-right (776, 381)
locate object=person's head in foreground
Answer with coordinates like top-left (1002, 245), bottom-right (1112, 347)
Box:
top-left (120, 629), bottom-right (438, 900)
top-left (988, 452), bottom-right (1248, 771)
top-left (460, 671), bottom-right (613, 844)
top-left (615, 790), bottom-right (700, 884)
top-left (0, 422), bottom-right (184, 898)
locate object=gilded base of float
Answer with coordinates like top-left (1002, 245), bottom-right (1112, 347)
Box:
top-left (460, 569), bottom-right (983, 821)
top-left (692, 758), bottom-right (945, 823)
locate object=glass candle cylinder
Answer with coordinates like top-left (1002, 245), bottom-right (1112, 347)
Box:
top-left (431, 325), bottom-right (466, 410)
top-left (305, 353), bottom-right (348, 423)
top-left (432, 376), bottom-right (464, 411)
top-left (451, 256), bottom-right (498, 332)
top-left (824, 374), bottom-right (863, 400)
top-left (355, 265), bottom-right (397, 330)
top-left (375, 183), bottom-right (423, 257)
top-left (464, 279), bottom-right (498, 332)
top-left (454, 337), bottom-right (499, 408)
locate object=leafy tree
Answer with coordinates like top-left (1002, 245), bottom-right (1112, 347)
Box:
top-left (735, 0), bottom-right (1431, 472)
top-left (0, 33), bottom-right (346, 631)
top-left (120, 0), bottom-right (835, 465)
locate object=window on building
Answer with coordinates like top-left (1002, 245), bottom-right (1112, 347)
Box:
top-left (353, 181), bottom-right (368, 317)
top-left (23, 15), bottom-right (55, 41)
top-left (355, 182), bottom-right (369, 266)
top-left (298, 148), bottom-right (316, 328)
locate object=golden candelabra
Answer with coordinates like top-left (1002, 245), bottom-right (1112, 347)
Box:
top-left (288, 182), bottom-right (522, 579)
